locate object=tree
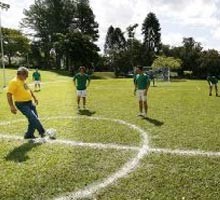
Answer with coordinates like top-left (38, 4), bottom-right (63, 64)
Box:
top-left (2, 28), bottom-right (30, 67)
top-left (104, 26), bottom-right (115, 55)
top-left (126, 23), bottom-right (139, 68)
top-left (181, 37), bottom-right (203, 76)
top-left (152, 56), bottom-right (182, 70)
top-left (76, 0), bottom-right (99, 41)
top-left (104, 26), bottom-right (126, 73)
top-left (142, 12), bottom-right (161, 65)
top-left (104, 26), bottom-right (126, 55)
top-left (152, 56), bottom-right (182, 80)
top-left (198, 49), bottom-right (220, 78)
top-left (21, 0), bottom-right (99, 69)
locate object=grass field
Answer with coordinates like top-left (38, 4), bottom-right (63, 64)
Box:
top-left (0, 69), bottom-right (220, 200)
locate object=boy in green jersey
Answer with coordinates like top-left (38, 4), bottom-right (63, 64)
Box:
top-left (207, 75), bottom-right (218, 96)
top-left (73, 66), bottom-right (90, 110)
top-left (134, 66), bottom-right (150, 117)
top-left (32, 68), bottom-right (41, 91)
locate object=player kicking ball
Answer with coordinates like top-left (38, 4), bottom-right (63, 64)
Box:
top-left (134, 66), bottom-right (150, 117)
top-left (7, 67), bottom-right (56, 141)
top-left (73, 66), bottom-right (90, 110)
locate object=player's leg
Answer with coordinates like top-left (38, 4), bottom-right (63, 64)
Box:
top-left (139, 101), bottom-right (143, 115)
top-left (209, 85), bottom-right (213, 96)
top-left (38, 81), bottom-right (41, 90)
top-left (136, 90), bottom-right (142, 116)
top-left (143, 100), bottom-right (148, 116)
top-left (83, 97), bottom-right (86, 109)
top-left (35, 82), bottom-right (37, 91)
top-left (76, 90), bottom-right (81, 109)
top-left (30, 102), bottom-right (45, 137)
top-left (215, 84), bottom-right (218, 96)
top-left (82, 90), bottom-right (87, 109)
top-left (142, 91), bottom-right (147, 117)
top-left (15, 102), bottom-right (45, 138)
top-left (77, 96), bottom-right (81, 109)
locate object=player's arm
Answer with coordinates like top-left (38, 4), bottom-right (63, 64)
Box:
top-left (73, 76), bottom-right (76, 87)
top-left (87, 76), bottom-right (91, 87)
top-left (30, 90), bottom-right (38, 105)
top-left (207, 78), bottom-right (212, 86)
top-left (7, 93), bottom-right (17, 114)
top-left (134, 78), bottom-right (137, 95)
top-left (144, 79), bottom-right (150, 96)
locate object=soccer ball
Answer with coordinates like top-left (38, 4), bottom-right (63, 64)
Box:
top-left (46, 128), bottom-right (57, 139)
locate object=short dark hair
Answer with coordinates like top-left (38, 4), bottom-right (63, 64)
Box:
top-left (137, 66), bottom-right (143, 71)
top-left (79, 66), bottom-right (86, 71)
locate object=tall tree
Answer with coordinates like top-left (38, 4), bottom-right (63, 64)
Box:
top-left (126, 23), bottom-right (139, 68)
top-left (104, 26), bottom-right (115, 55)
top-left (76, 0), bottom-right (99, 41)
top-left (104, 26), bottom-right (126, 55)
top-left (104, 26), bottom-right (126, 72)
top-left (142, 12), bottom-right (161, 53)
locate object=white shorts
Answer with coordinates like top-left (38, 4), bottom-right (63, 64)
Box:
top-left (136, 89), bottom-right (147, 101)
top-left (34, 81), bottom-right (41, 85)
top-left (77, 90), bottom-right (87, 97)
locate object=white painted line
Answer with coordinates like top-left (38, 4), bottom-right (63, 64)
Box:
top-left (0, 116), bottom-right (149, 200)
top-left (1, 116), bottom-right (220, 200)
top-left (0, 134), bottom-right (140, 151)
top-left (150, 148), bottom-right (220, 157)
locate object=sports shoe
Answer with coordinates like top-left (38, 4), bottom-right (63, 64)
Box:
top-left (142, 113), bottom-right (147, 118)
top-left (40, 133), bottom-right (46, 138)
top-left (24, 135), bottom-right (37, 139)
top-left (77, 106), bottom-right (80, 110)
top-left (137, 113), bottom-right (142, 117)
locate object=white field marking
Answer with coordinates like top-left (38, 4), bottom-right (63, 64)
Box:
top-left (0, 116), bottom-right (149, 200)
top-left (0, 133), bottom-right (139, 151)
top-left (150, 148), bottom-right (220, 157)
top-left (1, 133), bottom-right (220, 158)
top-left (1, 116), bottom-right (220, 199)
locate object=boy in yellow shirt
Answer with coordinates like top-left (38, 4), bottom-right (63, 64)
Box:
top-left (7, 67), bottom-right (46, 139)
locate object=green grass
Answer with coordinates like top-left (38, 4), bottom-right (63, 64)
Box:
top-left (91, 72), bottom-right (115, 79)
top-left (0, 69), bottom-right (220, 199)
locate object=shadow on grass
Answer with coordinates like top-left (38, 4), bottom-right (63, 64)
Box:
top-left (78, 109), bottom-right (96, 116)
top-left (33, 90), bottom-right (41, 93)
top-left (5, 142), bottom-right (42, 163)
top-left (142, 117), bottom-right (164, 126)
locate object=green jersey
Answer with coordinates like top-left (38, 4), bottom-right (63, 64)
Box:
top-left (135, 73), bottom-right (150, 89)
top-left (73, 73), bottom-right (90, 90)
top-left (32, 72), bottom-right (41, 81)
top-left (207, 76), bottom-right (218, 84)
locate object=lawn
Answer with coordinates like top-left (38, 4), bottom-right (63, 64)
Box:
top-left (0, 69), bottom-right (220, 199)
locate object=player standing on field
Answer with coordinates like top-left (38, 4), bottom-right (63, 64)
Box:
top-left (207, 74), bottom-right (218, 96)
top-left (73, 66), bottom-right (90, 110)
top-left (32, 68), bottom-right (41, 91)
top-left (134, 66), bottom-right (150, 117)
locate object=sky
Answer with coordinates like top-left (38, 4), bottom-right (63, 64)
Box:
top-left (2, 0), bottom-right (220, 53)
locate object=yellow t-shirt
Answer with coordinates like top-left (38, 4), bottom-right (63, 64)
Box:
top-left (7, 77), bottom-right (32, 102)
